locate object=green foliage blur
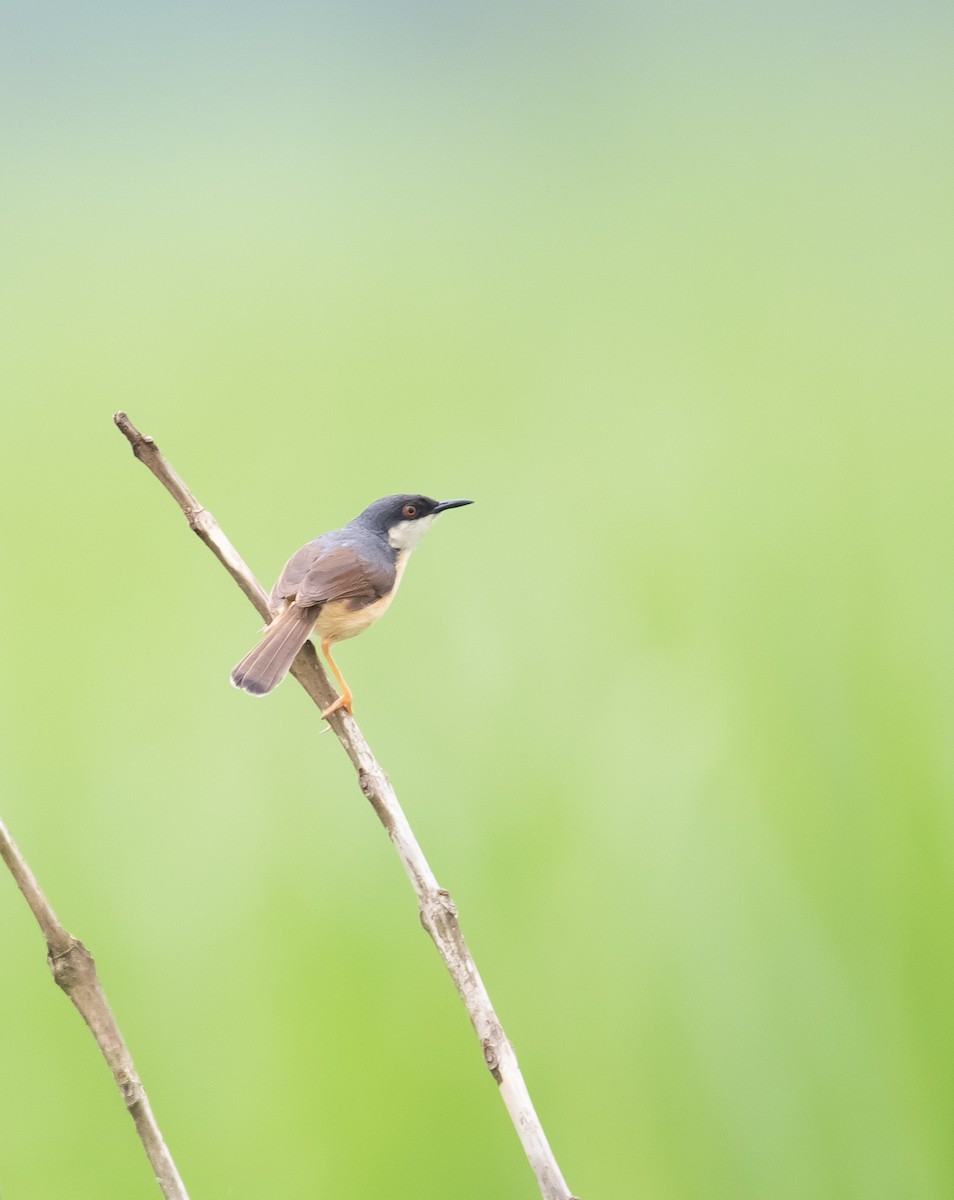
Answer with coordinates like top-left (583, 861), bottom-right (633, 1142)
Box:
top-left (2, 3), bottom-right (952, 1197)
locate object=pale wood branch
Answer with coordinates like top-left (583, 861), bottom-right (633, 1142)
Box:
top-left (0, 816), bottom-right (189, 1200)
top-left (113, 411), bottom-right (579, 1200)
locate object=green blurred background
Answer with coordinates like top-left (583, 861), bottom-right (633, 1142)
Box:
top-left (2, 1), bottom-right (953, 1196)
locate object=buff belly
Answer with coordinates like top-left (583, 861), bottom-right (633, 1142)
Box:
top-left (311, 549), bottom-right (409, 644)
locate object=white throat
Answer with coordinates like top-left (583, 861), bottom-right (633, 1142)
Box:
top-left (387, 513), bottom-right (438, 553)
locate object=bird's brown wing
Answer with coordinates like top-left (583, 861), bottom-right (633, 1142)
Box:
top-left (270, 541), bottom-right (395, 612)
top-left (269, 539), bottom-right (326, 607)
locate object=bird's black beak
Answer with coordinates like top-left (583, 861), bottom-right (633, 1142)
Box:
top-left (433, 498), bottom-right (474, 513)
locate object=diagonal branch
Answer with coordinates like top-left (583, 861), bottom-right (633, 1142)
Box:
top-left (0, 816), bottom-right (189, 1200)
top-left (113, 412), bottom-right (579, 1200)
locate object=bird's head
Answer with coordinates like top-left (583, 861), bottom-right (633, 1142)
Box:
top-left (357, 494), bottom-right (473, 552)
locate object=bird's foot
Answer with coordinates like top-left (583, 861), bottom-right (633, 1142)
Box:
top-left (321, 693), bottom-right (353, 720)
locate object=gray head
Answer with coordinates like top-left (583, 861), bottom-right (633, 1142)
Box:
top-left (353, 493), bottom-right (473, 552)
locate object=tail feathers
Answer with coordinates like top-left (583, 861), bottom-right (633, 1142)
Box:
top-left (231, 605), bottom-right (317, 695)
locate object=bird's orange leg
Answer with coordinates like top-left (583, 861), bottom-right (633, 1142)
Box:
top-left (320, 637), bottom-right (353, 719)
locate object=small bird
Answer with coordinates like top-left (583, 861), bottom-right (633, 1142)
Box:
top-left (231, 493), bottom-right (473, 716)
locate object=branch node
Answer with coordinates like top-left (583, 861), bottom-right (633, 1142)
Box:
top-left (47, 936), bottom-right (94, 992)
top-left (120, 1073), bottom-right (145, 1109)
top-left (418, 887), bottom-right (458, 935)
top-left (482, 1037), bottom-right (502, 1082)
top-left (186, 507), bottom-right (210, 534)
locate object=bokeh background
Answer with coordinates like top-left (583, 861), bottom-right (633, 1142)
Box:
top-left (2, 2), bottom-right (953, 1197)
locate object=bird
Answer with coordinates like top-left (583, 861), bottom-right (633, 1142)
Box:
top-left (230, 493), bottom-right (473, 716)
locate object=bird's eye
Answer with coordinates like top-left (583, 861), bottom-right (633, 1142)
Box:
top-left (402, 503), bottom-right (418, 518)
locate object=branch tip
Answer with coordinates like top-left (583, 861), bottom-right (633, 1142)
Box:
top-left (114, 411), bottom-right (155, 459)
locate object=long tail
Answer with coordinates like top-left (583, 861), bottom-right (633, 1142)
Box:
top-left (230, 605), bottom-right (317, 695)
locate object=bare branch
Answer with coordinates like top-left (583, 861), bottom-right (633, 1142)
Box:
top-left (114, 412), bottom-right (579, 1200)
top-left (0, 816), bottom-right (189, 1200)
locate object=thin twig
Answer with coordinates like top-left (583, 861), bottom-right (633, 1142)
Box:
top-left (0, 816), bottom-right (189, 1200)
top-left (114, 411), bottom-right (579, 1200)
